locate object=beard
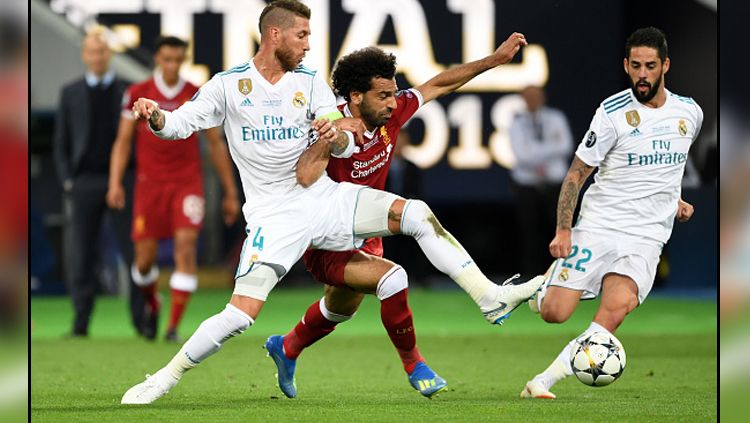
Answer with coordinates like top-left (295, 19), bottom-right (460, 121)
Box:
top-left (360, 100), bottom-right (390, 128)
top-left (275, 46), bottom-right (300, 72)
top-left (630, 73), bottom-right (663, 103)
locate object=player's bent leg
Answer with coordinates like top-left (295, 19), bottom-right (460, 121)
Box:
top-left (593, 273), bottom-right (640, 333)
top-left (355, 192), bottom-right (544, 325)
top-left (132, 239), bottom-right (160, 340)
top-left (166, 228), bottom-right (200, 342)
top-left (539, 286), bottom-right (583, 324)
top-left (121, 300), bottom-right (255, 404)
top-left (122, 265), bottom-right (275, 405)
top-left (371, 263), bottom-right (447, 397)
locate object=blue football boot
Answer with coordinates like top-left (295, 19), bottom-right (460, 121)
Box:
top-left (263, 335), bottom-right (297, 398)
top-left (408, 362), bottom-right (447, 398)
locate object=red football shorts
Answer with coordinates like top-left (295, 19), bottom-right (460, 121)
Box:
top-left (131, 177), bottom-right (205, 241)
top-left (303, 237), bottom-right (384, 287)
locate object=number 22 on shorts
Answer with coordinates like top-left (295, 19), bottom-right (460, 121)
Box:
top-left (561, 245), bottom-right (592, 272)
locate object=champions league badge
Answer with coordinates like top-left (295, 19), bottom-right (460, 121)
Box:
top-left (585, 130), bottom-right (597, 148)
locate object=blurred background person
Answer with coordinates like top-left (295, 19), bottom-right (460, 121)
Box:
top-left (107, 36), bottom-right (240, 342)
top-left (53, 26), bottom-right (145, 338)
top-left (509, 85), bottom-right (573, 275)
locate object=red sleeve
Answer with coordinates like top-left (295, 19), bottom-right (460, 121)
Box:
top-left (392, 89), bottom-right (421, 127)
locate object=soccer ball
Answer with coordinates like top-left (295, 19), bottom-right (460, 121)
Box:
top-left (570, 331), bottom-right (626, 387)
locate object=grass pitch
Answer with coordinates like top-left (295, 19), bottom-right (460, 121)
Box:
top-left (31, 289), bottom-right (716, 422)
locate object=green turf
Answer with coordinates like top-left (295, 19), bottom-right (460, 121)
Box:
top-left (31, 289), bottom-right (717, 422)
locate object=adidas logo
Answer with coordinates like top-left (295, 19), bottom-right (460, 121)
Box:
top-left (240, 98), bottom-right (253, 107)
top-left (629, 128), bottom-right (641, 137)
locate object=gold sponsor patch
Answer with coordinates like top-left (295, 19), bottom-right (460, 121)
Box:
top-left (238, 79), bottom-right (252, 96)
top-left (625, 110), bottom-right (640, 127)
top-left (293, 91), bottom-right (307, 108)
top-left (678, 119), bottom-right (687, 136)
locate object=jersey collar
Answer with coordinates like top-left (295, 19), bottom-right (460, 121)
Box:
top-left (153, 69), bottom-right (186, 100)
top-left (343, 104), bottom-right (377, 139)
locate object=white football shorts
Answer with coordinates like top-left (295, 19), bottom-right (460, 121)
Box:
top-left (235, 177), bottom-right (368, 280)
top-left (544, 227), bottom-right (664, 304)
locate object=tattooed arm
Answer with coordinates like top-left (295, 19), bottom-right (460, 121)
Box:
top-left (549, 155), bottom-right (595, 258)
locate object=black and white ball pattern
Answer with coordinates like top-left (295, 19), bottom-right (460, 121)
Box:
top-left (570, 331), bottom-right (626, 387)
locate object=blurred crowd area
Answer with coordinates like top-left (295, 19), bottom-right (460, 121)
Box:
top-left (0, 0), bottom-right (28, 420)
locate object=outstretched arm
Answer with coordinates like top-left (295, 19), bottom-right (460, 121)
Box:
top-left (204, 127), bottom-right (240, 225)
top-left (415, 32), bottom-right (527, 103)
top-left (549, 155), bottom-right (595, 258)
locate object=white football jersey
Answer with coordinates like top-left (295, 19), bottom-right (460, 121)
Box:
top-left (153, 60), bottom-right (342, 206)
top-left (575, 88), bottom-right (703, 244)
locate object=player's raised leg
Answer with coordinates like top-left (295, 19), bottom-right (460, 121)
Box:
top-left (121, 265), bottom-right (276, 404)
top-left (131, 239), bottom-right (160, 340)
top-left (356, 190), bottom-right (545, 324)
top-left (165, 228), bottom-right (200, 342)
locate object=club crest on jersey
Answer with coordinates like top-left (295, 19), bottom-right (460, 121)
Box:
top-left (238, 79), bottom-right (252, 96)
top-left (678, 119), bottom-right (688, 136)
top-left (380, 126), bottom-right (391, 145)
top-left (559, 268), bottom-right (569, 282)
top-left (625, 110), bottom-right (640, 127)
top-left (293, 91), bottom-right (307, 109)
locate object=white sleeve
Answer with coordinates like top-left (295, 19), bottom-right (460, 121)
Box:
top-left (574, 105), bottom-right (617, 167)
top-left (311, 72), bottom-right (343, 121)
top-left (152, 74), bottom-right (226, 140)
top-left (692, 103), bottom-right (704, 145)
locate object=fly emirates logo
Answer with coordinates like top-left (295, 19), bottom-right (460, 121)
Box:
top-left (351, 144), bottom-right (393, 179)
top-left (241, 115), bottom-right (305, 142)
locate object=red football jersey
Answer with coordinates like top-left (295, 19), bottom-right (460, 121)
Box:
top-left (326, 88), bottom-right (422, 190)
top-left (123, 74), bottom-right (201, 183)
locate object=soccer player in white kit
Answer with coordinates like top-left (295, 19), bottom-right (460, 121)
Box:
top-left (520, 27), bottom-right (703, 399)
top-left (120, 0), bottom-right (543, 404)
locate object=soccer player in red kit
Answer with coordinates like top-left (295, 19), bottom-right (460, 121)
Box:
top-left (266, 34), bottom-right (528, 398)
top-left (107, 36), bottom-right (240, 341)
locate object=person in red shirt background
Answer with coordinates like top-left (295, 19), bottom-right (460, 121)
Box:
top-left (107, 36), bottom-right (240, 342)
top-left (266, 33), bottom-right (528, 398)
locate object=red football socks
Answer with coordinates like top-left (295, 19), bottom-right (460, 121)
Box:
top-left (167, 289), bottom-right (191, 332)
top-left (380, 289), bottom-right (423, 374)
top-left (283, 300), bottom-right (338, 360)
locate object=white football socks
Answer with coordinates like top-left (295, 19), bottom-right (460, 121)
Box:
top-left (163, 304), bottom-right (253, 381)
top-left (533, 321), bottom-right (610, 390)
top-left (400, 200), bottom-right (497, 308)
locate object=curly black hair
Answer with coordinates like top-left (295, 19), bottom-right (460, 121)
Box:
top-left (625, 27), bottom-right (668, 62)
top-left (331, 47), bottom-right (397, 101)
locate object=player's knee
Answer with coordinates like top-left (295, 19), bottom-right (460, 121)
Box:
top-left (401, 199), bottom-right (439, 239)
top-left (375, 265), bottom-right (409, 301)
top-left (170, 272), bottom-right (198, 293)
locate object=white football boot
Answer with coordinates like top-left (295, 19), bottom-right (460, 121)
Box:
top-left (519, 379), bottom-right (556, 399)
top-left (482, 275), bottom-right (545, 325)
top-left (121, 369), bottom-right (178, 404)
